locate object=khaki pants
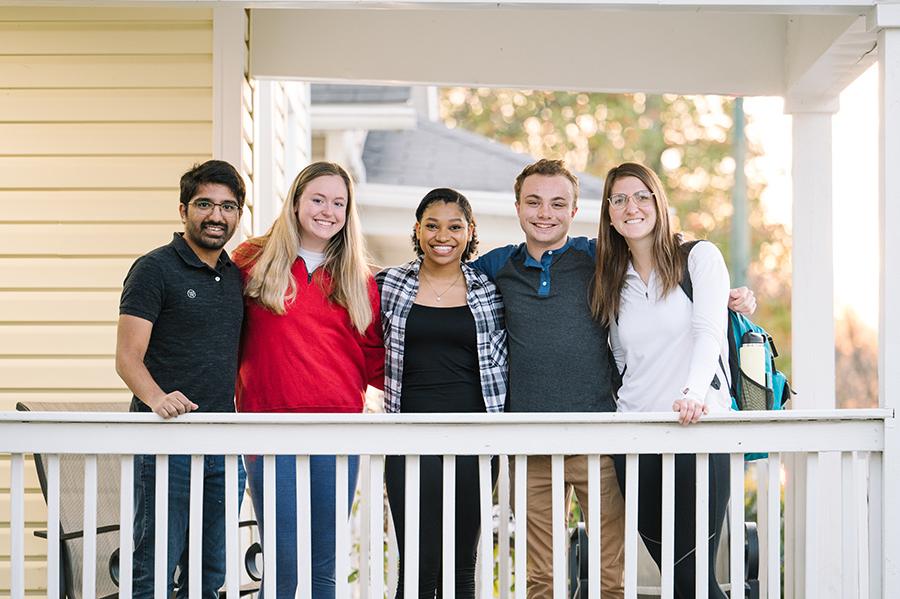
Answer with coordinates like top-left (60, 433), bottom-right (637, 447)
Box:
top-left (511, 455), bottom-right (625, 599)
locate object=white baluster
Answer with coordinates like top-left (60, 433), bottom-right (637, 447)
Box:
top-left (189, 455), bottom-right (204, 598)
top-left (404, 455), bottom-right (420, 598)
top-left (478, 455), bottom-right (493, 599)
top-left (766, 453), bottom-right (781, 599)
top-left (841, 451), bottom-right (859, 598)
top-left (856, 453), bottom-right (869, 599)
top-left (755, 461), bottom-right (767, 599)
top-left (867, 452), bottom-right (883, 599)
top-left (225, 455), bottom-right (240, 599)
top-left (804, 453), bottom-right (818, 597)
top-left (442, 455), bottom-right (456, 599)
top-left (587, 454), bottom-right (601, 599)
top-left (296, 455), bottom-right (312, 599)
top-left (83, 455), bottom-right (98, 599)
top-left (694, 454), bottom-right (709, 599)
top-left (48, 455), bottom-right (61, 599)
top-left (369, 455), bottom-right (385, 599)
top-left (10, 453), bottom-right (25, 599)
top-left (514, 455), bottom-right (528, 599)
top-left (263, 454), bottom-right (277, 598)
top-left (661, 454), bottom-right (675, 599)
top-left (624, 454), bottom-right (638, 599)
top-left (154, 455), bottom-right (168, 599)
top-left (729, 454), bottom-right (745, 599)
top-left (336, 455), bottom-right (350, 599)
top-left (358, 454), bottom-right (371, 599)
top-left (551, 455), bottom-right (565, 599)
top-left (498, 455), bottom-right (511, 599)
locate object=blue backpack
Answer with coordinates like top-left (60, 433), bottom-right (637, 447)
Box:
top-left (680, 241), bottom-right (793, 414)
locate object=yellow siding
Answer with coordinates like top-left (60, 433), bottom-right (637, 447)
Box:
top-left (0, 7), bottom-right (214, 596)
top-left (0, 190), bottom-right (181, 222)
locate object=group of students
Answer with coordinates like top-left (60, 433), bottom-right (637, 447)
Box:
top-left (116, 156), bottom-right (755, 599)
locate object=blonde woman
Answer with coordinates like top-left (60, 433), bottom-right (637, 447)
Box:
top-left (232, 162), bottom-right (384, 599)
top-left (591, 162), bottom-right (731, 599)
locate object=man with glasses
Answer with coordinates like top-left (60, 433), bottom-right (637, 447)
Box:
top-left (116, 160), bottom-right (248, 598)
top-left (472, 159), bottom-right (754, 598)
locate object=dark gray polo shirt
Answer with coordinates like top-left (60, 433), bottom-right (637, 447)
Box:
top-left (119, 233), bottom-right (244, 413)
top-left (471, 237), bottom-right (615, 413)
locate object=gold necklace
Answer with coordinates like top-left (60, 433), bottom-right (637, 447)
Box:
top-left (420, 267), bottom-right (462, 302)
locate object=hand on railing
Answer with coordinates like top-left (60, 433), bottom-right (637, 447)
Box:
top-left (146, 390), bottom-right (198, 419)
top-left (672, 398), bottom-right (708, 425)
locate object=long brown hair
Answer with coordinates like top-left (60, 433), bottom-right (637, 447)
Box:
top-left (241, 162), bottom-right (373, 333)
top-left (590, 162), bottom-right (685, 326)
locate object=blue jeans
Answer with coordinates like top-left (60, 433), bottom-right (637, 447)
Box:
top-left (132, 454), bottom-right (247, 599)
top-left (245, 454), bottom-right (359, 599)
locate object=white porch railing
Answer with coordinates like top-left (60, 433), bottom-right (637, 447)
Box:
top-left (0, 409), bottom-right (894, 599)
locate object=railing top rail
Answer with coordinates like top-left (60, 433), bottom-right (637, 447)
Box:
top-left (0, 408), bottom-right (891, 455)
top-left (0, 407), bottom-right (892, 425)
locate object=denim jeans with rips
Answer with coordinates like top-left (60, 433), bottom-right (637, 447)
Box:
top-left (132, 454), bottom-right (247, 599)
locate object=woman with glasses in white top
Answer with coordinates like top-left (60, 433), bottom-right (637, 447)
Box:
top-left (590, 162), bottom-right (732, 599)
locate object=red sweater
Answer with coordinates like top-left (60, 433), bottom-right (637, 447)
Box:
top-left (233, 242), bottom-right (384, 414)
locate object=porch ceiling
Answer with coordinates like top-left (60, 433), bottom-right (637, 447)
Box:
top-left (250, 5), bottom-right (877, 99)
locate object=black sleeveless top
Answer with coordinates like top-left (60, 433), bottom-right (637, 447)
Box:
top-left (400, 304), bottom-right (485, 413)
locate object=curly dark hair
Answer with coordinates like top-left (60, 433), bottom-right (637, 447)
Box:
top-left (410, 188), bottom-right (479, 261)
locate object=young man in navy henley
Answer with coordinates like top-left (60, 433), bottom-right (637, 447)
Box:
top-left (471, 159), bottom-right (755, 598)
top-left (116, 160), bottom-right (248, 598)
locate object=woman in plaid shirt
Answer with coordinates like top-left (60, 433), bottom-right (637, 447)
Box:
top-left (376, 188), bottom-right (508, 598)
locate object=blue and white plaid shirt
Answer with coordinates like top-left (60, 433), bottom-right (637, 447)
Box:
top-left (376, 259), bottom-right (508, 413)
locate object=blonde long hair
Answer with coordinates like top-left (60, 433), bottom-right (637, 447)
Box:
top-left (590, 162), bottom-right (685, 326)
top-left (242, 162), bottom-right (373, 333)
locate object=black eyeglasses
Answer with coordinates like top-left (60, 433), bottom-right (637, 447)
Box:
top-left (189, 199), bottom-right (241, 215)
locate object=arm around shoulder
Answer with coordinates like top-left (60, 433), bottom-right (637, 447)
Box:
top-left (363, 277), bottom-right (386, 390)
top-left (469, 244), bottom-right (518, 282)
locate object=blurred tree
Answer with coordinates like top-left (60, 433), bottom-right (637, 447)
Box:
top-left (441, 88), bottom-right (794, 377)
top-left (834, 309), bottom-right (878, 408)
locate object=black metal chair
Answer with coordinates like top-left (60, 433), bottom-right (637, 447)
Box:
top-left (17, 400), bottom-right (260, 598)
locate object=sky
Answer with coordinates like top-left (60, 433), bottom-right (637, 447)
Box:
top-left (745, 65), bottom-right (879, 330)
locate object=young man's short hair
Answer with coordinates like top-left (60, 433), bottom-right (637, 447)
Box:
top-left (179, 160), bottom-right (246, 209)
top-left (514, 159), bottom-right (580, 207)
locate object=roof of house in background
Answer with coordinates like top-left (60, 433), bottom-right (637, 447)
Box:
top-left (363, 119), bottom-right (605, 197)
top-left (311, 83), bottom-right (605, 197)
top-left (311, 84), bottom-right (412, 104)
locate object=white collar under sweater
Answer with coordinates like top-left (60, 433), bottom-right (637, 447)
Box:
top-left (298, 247), bottom-right (325, 273)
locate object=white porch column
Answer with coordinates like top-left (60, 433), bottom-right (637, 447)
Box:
top-left (875, 6), bottom-right (900, 597)
top-left (788, 99), bottom-right (838, 408)
top-left (253, 81), bottom-right (312, 235)
top-left (213, 7), bottom-right (254, 241)
top-left (213, 7), bottom-right (248, 169)
top-left (784, 97), bottom-right (839, 598)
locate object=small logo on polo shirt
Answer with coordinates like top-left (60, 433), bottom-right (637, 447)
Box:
top-left (187, 289), bottom-right (197, 299)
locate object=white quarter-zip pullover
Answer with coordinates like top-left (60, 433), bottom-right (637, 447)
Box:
top-left (610, 240), bottom-right (731, 413)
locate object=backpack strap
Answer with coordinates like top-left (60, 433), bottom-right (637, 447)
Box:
top-left (678, 239), bottom-right (703, 301)
top-left (679, 240), bottom-right (737, 399)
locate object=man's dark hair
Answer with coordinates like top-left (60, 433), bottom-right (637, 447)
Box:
top-left (179, 160), bottom-right (246, 209)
